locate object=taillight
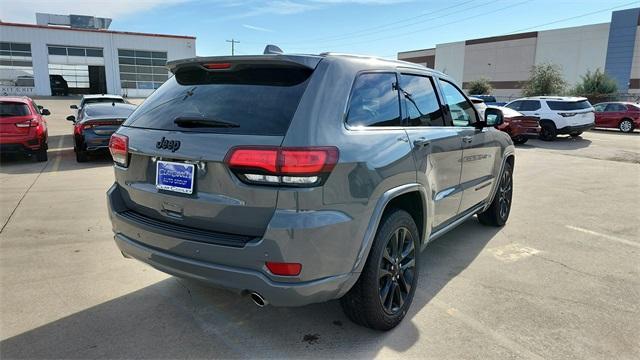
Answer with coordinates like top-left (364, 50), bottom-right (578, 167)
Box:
top-left (558, 112), bottom-right (577, 117)
top-left (203, 63), bottom-right (232, 70)
top-left (266, 262), bottom-right (302, 276)
top-left (109, 133), bottom-right (129, 167)
top-left (225, 146), bottom-right (338, 187)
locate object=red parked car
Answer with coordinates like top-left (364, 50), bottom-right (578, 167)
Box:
top-left (491, 106), bottom-right (541, 144)
top-left (0, 96), bottom-right (49, 161)
top-left (593, 102), bottom-right (640, 133)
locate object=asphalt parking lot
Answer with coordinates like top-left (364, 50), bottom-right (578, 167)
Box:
top-left (1, 98), bottom-right (639, 359)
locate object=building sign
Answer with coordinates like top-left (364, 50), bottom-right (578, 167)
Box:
top-left (0, 86), bottom-right (35, 96)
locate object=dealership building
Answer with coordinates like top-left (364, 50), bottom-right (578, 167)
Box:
top-left (0, 13), bottom-right (196, 97)
top-left (398, 7), bottom-right (640, 98)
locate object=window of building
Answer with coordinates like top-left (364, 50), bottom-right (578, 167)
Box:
top-left (118, 49), bottom-right (168, 90)
top-left (346, 72), bottom-right (401, 127)
top-left (48, 64), bottom-right (90, 88)
top-left (47, 46), bottom-right (103, 57)
top-left (399, 74), bottom-right (445, 127)
top-left (0, 42), bottom-right (34, 87)
top-left (439, 79), bottom-right (476, 126)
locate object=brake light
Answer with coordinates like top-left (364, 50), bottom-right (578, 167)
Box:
top-left (203, 63), bottom-right (232, 70)
top-left (225, 146), bottom-right (338, 187)
top-left (109, 133), bottom-right (129, 167)
top-left (266, 262), bottom-right (302, 276)
top-left (558, 112), bottom-right (577, 117)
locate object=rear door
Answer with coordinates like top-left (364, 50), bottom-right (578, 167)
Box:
top-left (114, 60), bottom-right (317, 237)
top-left (438, 79), bottom-right (498, 212)
top-left (399, 72), bottom-right (463, 227)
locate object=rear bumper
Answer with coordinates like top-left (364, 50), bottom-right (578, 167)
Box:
top-left (107, 183), bottom-right (362, 306)
top-left (557, 122), bottom-right (595, 134)
top-left (0, 140), bottom-right (44, 153)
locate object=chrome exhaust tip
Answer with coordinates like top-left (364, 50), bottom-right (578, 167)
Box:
top-left (249, 292), bottom-right (268, 307)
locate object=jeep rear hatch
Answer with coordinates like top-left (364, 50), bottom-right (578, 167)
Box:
top-left (113, 56), bottom-right (320, 241)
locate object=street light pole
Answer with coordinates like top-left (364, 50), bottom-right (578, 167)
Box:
top-left (226, 39), bottom-right (240, 56)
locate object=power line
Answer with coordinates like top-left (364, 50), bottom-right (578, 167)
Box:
top-left (288, 0), bottom-right (531, 52)
top-left (506, 0), bottom-right (640, 34)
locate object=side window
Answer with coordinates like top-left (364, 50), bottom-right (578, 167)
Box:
top-left (439, 80), bottom-right (477, 126)
top-left (399, 74), bottom-right (445, 127)
top-left (506, 101), bottom-right (522, 111)
top-left (520, 100), bottom-right (541, 111)
top-left (605, 103), bottom-right (625, 112)
top-left (346, 72), bottom-right (401, 127)
top-left (593, 104), bottom-right (606, 112)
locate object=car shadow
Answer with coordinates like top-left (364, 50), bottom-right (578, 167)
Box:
top-left (590, 128), bottom-right (639, 136)
top-left (523, 135), bottom-right (592, 151)
top-left (0, 219), bottom-right (500, 358)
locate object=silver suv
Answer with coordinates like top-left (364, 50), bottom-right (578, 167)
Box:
top-left (107, 53), bottom-right (515, 330)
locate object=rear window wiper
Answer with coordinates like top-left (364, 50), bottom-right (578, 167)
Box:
top-left (174, 116), bottom-right (240, 128)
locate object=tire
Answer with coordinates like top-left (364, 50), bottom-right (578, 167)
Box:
top-left (570, 132), bottom-right (582, 138)
top-left (619, 119), bottom-right (634, 133)
top-left (34, 148), bottom-right (48, 162)
top-left (76, 150), bottom-right (88, 162)
top-left (512, 136), bottom-right (528, 145)
top-left (539, 122), bottom-right (557, 141)
top-left (478, 162), bottom-right (513, 227)
top-left (340, 208), bottom-right (419, 331)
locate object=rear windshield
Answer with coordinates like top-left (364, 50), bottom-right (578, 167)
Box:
top-left (84, 105), bottom-right (136, 118)
top-left (547, 100), bottom-right (592, 111)
top-left (123, 65), bottom-right (313, 135)
top-left (0, 102), bottom-right (30, 117)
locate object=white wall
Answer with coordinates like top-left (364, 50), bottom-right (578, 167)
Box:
top-left (434, 41), bottom-right (465, 83)
top-left (0, 24), bottom-right (195, 96)
top-left (535, 23), bottom-right (610, 86)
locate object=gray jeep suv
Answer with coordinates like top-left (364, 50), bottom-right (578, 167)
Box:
top-left (107, 53), bottom-right (515, 330)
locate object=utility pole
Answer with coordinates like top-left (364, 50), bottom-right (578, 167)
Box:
top-left (226, 39), bottom-right (240, 56)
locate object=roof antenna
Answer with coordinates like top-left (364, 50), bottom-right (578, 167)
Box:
top-left (263, 44), bottom-right (283, 55)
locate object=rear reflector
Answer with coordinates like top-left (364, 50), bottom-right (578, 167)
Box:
top-left (266, 262), bottom-right (302, 276)
top-left (203, 63), bottom-right (232, 70)
top-left (225, 146), bottom-right (338, 187)
top-left (109, 133), bottom-right (129, 167)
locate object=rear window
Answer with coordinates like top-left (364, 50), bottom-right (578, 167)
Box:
top-left (0, 102), bottom-right (30, 117)
top-left (84, 105), bottom-right (135, 118)
top-left (124, 65), bottom-right (313, 135)
top-left (83, 98), bottom-right (125, 106)
top-left (547, 100), bottom-right (592, 111)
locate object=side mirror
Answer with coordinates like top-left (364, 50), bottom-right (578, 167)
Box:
top-left (70, 105), bottom-right (78, 109)
top-left (37, 105), bottom-right (43, 110)
top-left (41, 108), bottom-right (50, 116)
top-left (66, 115), bottom-right (76, 122)
top-left (481, 108), bottom-right (504, 128)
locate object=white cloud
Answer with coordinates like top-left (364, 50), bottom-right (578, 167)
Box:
top-left (242, 24), bottom-right (275, 32)
top-left (0, 0), bottom-right (187, 24)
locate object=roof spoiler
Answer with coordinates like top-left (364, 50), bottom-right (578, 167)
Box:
top-left (167, 54), bottom-right (322, 73)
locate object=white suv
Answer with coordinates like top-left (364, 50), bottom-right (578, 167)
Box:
top-left (505, 96), bottom-right (594, 141)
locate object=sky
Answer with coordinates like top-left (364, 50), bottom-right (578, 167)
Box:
top-left (1, 0), bottom-right (639, 58)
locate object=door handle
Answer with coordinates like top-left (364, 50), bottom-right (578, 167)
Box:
top-left (533, 113), bottom-right (540, 116)
top-left (462, 136), bottom-right (473, 143)
top-left (413, 138), bottom-right (431, 148)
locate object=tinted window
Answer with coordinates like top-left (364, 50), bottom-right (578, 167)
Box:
top-left (547, 100), bottom-right (592, 111)
top-left (605, 103), bottom-right (626, 112)
top-left (83, 98), bottom-right (125, 106)
top-left (346, 73), bottom-right (401, 127)
top-left (519, 100), bottom-right (541, 111)
top-left (48, 47), bottom-right (66, 55)
top-left (84, 105), bottom-right (135, 118)
top-left (124, 66), bottom-right (313, 135)
top-left (440, 80), bottom-right (476, 126)
top-left (505, 100), bottom-right (522, 111)
top-left (0, 102), bottom-right (30, 117)
top-left (67, 48), bottom-right (85, 56)
top-left (593, 104), bottom-right (606, 112)
top-left (399, 74), bottom-right (444, 126)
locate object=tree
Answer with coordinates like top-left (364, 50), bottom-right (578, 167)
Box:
top-left (571, 68), bottom-right (617, 96)
top-left (467, 77), bottom-right (493, 95)
top-left (522, 63), bottom-right (566, 97)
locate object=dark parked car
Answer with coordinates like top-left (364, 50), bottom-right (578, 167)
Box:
top-left (491, 106), bottom-right (541, 144)
top-left (49, 75), bottom-right (68, 96)
top-left (0, 96), bottom-right (49, 161)
top-left (68, 102), bottom-right (135, 162)
top-left (593, 102), bottom-right (640, 133)
top-left (107, 53), bottom-right (515, 330)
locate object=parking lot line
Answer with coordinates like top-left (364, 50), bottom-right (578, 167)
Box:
top-left (50, 135), bottom-right (65, 173)
top-left (566, 225), bottom-right (639, 248)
